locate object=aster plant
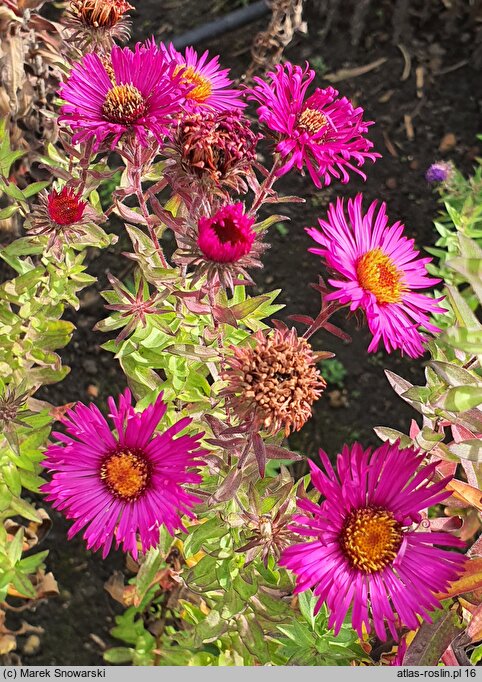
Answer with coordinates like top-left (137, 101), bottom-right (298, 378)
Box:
top-left (1, 1), bottom-right (480, 669)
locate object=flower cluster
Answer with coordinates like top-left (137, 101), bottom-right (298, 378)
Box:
top-left (161, 43), bottom-right (245, 113)
top-left (26, 10), bottom-right (468, 663)
top-left (165, 109), bottom-right (260, 196)
top-left (25, 186), bottom-right (103, 257)
top-left (173, 201), bottom-right (266, 290)
top-left (221, 322), bottom-right (326, 436)
top-left (58, 42), bottom-right (182, 149)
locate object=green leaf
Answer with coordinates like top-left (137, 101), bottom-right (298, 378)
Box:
top-left (18, 550), bottom-right (49, 574)
top-left (232, 573), bottom-right (257, 601)
top-left (135, 548), bottom-right (163, 604)
top-left (277, 620), bottom-right (316, 648)
top-left (0, 205), bottom-right (19, 220)
top-left (2, 462), bottom-right (22, 496)
top-left (238, 614), bottom-right (269, 663)
top-left (104, 647), bottom-right (135, 664)
top-left (1, 237), bottom-right (45, 257)
top-left (191, 609), bottom-right (226, 646)
top-left (9, 496), bottom-right (42, 522)
top-left (445, 327), bottom-right (482, 355)
top-left (0, 485), bottom-right (13, 512)
top-left (373, 426), bottom-right (412, 448)
top-left (2, 180), bottom-right (27, 202)
top-left (254, 215), bottom-right (289, 232)
top-left (163, 344), bottom-right (218, 362)
top-left (11, 570), bottom-right (36, 598)
top-left (183, 517), bottom-right (229, 557)
top-left (0, 151), bottom-right (24, 176)
top-left (429, 361), bottom-right (479, 387)
top-left (7, 529), bottom-right (24, 565)
top-left (414, 427), bottom-right (445, 452)
top-left (445, 285), bottom-right (480, 329)
top-left (437, 385), bottom-right (482, 412)
top-left (22, 181), bottom-right (50, 198)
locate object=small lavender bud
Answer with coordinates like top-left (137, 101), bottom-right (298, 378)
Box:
top-left (425, 161), bottom-right (454, 184)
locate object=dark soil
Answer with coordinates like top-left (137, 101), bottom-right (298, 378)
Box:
top-left (4, 0), bottom-right (481, 666)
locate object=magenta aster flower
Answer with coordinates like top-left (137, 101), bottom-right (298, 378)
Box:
top-left (173, 200), bottom-right (267, 290)
top-left (41, 390), bottom-right (205, 559)
top-left (59, 41), bottom-right (182, 149)
top-left (279, 441), bottom-right (466, 641)
top-left (162, 43), bottom-right (245, 112)
top-left (307, 194), bottom-right (444, 357)
top-left (197, 203), bottom-right (255, 263)
top-left (25, 185), bottom-right (103, 257)
top-left (248, 62), bottom-right (378, 188)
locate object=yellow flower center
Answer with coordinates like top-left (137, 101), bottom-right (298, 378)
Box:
top-left (101, 57), bottom-right (116, 83)
top-left (100, 450), bottom-right (150, 501)
top-left (298, 108), bottom-right (328, 135)
top-left (175, 65), bottom-right (212, 103)
top-left (356, 248), bottom-right (404, 304)
top-left (339, 507), bottom-right (403, 573)
top-left (102, 84), bottom-right (146, 125)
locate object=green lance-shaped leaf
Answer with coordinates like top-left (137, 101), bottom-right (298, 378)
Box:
top-left (103, 647), bottom-right (135, 665)
top-left (429, 361), bottom-right (480, 387)
top-left (437, 385), bottom-right (482, 412)
top-left (373, 426), bottom-right (413, 448)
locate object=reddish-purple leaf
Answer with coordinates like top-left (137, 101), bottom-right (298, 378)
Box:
top-left (210, 468), bottom-right (243, 503)
top-left (402, 609), bottom-right (463, 665)
top-left (252, 433), bottom-right (266, 478)
top-left (265, 445), bottom-right (303, 461)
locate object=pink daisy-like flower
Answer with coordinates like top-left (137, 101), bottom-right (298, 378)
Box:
top-left (248, 62), bottom-right (378, 188)
top-left (173, 200), bottom-right (267, 291)
top-left (41, 390), bottom-right (205, 559)
top-left (307, 194), bottom-right (444, 357)
top-left (59, 41), bottom-right (182, 149)
top-left (197, 202), bottom-right (255, 263)
top-left (162, 43), bottom-right (245, 112)
top-left (279, 441), bottom-right (466, 641)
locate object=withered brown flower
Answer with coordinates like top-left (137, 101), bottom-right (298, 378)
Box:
top-left (234, 477), bottom-right (299, 566)
top-left (221, 321), bottom-right (327, 436)
top-left (165, 109), bottom-right (260, 199)
top-left (63, 0), bottom-right (133, 51)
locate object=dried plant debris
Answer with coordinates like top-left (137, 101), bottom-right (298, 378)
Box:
top-left (0, 1), bottom-right (65, 176)
top-left (245, 0), bottom-right (307, 80)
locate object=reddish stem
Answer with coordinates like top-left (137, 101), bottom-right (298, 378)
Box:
top-left (132, 146), bottom-right (169, 269)
top-left (302, 301), bottom-right (343, 341)
top-left (250, 155), bottom-right (282, 215)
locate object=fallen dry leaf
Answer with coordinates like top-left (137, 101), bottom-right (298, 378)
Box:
top-left (439, 132), bottom-right (457, 153)
top-left (324, 57), bottom-right (387, 83)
